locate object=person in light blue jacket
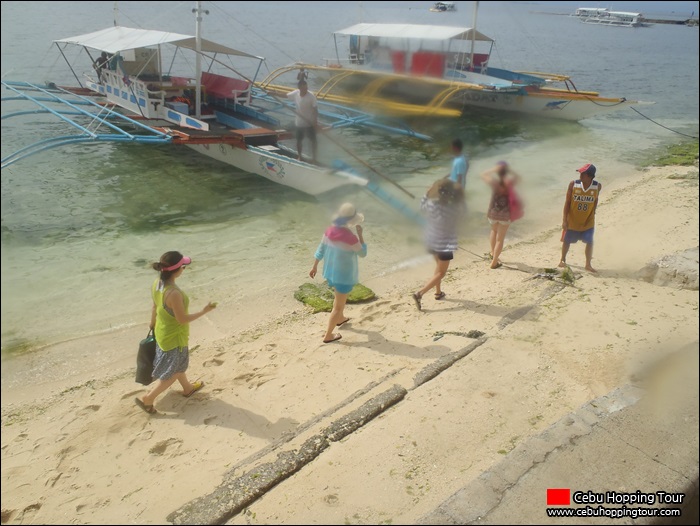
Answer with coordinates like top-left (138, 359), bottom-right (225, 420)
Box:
top-left (448, 138), bottom-right (468, 191)
top-left (309, 203), bottom-right (367, 343)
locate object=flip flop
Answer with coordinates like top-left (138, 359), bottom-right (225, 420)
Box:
top-left (135, 397), bottom-right (157, 414)
top-left (323, 334), bottom-right (342, 344)
top-left (412, 292), bottom-right (422, 311)
top-left (491, 262), bottom-right (503, 269)
top-left (183, 380), bottom-right (205, 398)
top-left (434, 292), bottom-right (446, 300)
top-left (337, 318), bottom-right (351, 327)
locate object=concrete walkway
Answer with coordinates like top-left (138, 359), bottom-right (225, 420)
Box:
top-left (419, 342), bottom-right (699, 525)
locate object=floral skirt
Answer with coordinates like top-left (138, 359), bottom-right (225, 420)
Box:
top-left (152, 342), bottom-right (189, 381)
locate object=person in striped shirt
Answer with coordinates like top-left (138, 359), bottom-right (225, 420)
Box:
top-left (412, 179), bottom-right (465, 311)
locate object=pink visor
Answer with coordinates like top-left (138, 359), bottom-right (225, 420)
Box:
top-left (162, 256), bottom-right (191, 271)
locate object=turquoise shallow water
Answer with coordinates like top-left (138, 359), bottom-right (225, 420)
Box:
top-left (1, 1), bottom-right (698, 355)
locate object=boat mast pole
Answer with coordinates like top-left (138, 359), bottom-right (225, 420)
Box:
top-left (470, 1), bottom-right (478, 69)
top-left (193, 1), bottom-right (208, 118)
top-left (113, 1), bottom-right (118, 26)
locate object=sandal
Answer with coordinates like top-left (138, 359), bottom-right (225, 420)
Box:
top-left (434, 292), bottom-right (446, 300)
top-left (183, 380), bottom-right (205, 398)
top-left (323, 334), bottom-right (342, 344)
top-left (135, 397), bottom-right (157, 414)
top-left (412, 292), bottom-right (422, 311)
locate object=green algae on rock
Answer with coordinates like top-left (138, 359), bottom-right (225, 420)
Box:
top-left (294, 282), bottom-right (376, 313)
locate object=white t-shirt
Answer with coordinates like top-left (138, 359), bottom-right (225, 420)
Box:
top-left (287, 89), bottom-right (318, 128)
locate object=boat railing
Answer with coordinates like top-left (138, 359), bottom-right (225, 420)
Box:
top-left (322, 57), bottom-right (363, 67)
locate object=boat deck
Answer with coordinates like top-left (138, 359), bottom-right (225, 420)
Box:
top-left (134, 107), bottom-right (293, 148)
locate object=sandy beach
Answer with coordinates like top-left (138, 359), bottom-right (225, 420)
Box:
top-left (1, 162), bottom-right (698, 525)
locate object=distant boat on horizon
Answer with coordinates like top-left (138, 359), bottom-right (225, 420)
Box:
top-left (573, 7), bottom-right (651, 27)
top-left (429, 2), bottom-right (456, 12)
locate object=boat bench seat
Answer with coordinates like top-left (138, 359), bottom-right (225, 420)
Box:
top-left (228, 127), bottom-right (280, 146)
top-left (201, 72), bottom-right (251, 103)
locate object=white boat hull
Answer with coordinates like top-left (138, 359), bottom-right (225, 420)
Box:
top-left (303, 65), bottom-right (642, 121)
top-left (186, 143), bottom-right (367, 196)
top-left (84, 74), bottom-right (366, 196)
top-left (450, 89), bottom-right (643, 121)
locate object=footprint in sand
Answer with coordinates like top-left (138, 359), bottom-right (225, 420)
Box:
top-left (57, 446), bottom-right (74, 461)
top-left (204, 416), bottom-right (218, 425)
top-left (364, 300), bottom-right (391, 311)
top-left (254, 376), bottom-right (273, 389)
top-left (2, 509), bottom-right (17, 523)
top-left (77, 405), bottom-right (100, 416)
top-left (45, 471), bottom-right (63, 488)
top-left (482, 391), bottom-right (497, 398)
top-left (121, 389), bottom-right (145, 400)
top-left (203, 358), bottom-right (224, 367)
top-left (323, 494), bottom-right (340, 506)
top-left (234, 372), bottom-right (255, 383)
top-left (149, 438), bottom-right (183, 456)
top-left (19, 503), bottom-right (41, 523)
top-left (128, 430), bottom-right (155, 447)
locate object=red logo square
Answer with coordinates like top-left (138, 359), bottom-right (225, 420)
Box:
top-left (547, 488), bottom-right (571, 505)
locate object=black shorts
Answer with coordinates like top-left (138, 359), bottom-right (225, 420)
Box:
top-left (295, 126), bottom-right (317, 143)
top-left (430, 250), bottom-right (454, 261)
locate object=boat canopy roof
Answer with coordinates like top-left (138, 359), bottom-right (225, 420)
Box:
top-left (608, 11), bottom-right (642, 16)
top-left (334, 23), bottom-right (494, 42)
top-left (54, 26), bottom-right (263, 59)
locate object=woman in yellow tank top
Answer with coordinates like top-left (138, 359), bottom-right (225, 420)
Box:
top-left (135, 251), bottom-right (217, 414)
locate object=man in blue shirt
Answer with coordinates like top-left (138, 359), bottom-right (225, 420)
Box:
top-left (448, 138), bottom-right (468, 190)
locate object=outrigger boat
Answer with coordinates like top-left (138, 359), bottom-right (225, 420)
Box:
top-left (578, 10), bottom-right (648, 28)
top-left (430, 2), bottom-right (457, 12)
top-left (259, 6), bottom-right (651, 122)
top-left (1, 2), bottom-right (428, 207)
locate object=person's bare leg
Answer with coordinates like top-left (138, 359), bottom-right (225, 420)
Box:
top-left (176, 372), bottom-right (202, 395)
top-left (311, 134), bottom-right (318, 164)
top-left (559, 242), bottom-right (571, 267)
top-left (431, 255), bottom-right (442, 296)
top-left (489, 223), bottom-right (498, 260)
top-left (324, 291), bottom-right (349, 341)
top-left (491, 223), bottom-right (510, 268)
top-left (584, 242), bottom-right (597, 273)
top-left (140, 376), bottom-right (178, 407)
top-left (418, 259), bottom-right (450, 297)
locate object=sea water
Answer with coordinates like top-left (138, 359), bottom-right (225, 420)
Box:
top-left (1, 1), bottom-right (698, 359)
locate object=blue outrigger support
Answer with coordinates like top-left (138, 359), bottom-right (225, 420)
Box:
top-left (1, 81), bottom-right (172, 169)
top-left (332, 160), bottom-right (425, 226)
top-left (250, 88), bottom-right (432, 142)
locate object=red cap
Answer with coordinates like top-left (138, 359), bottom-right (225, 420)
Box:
top-left (576, 163), bottom-right (596, 177)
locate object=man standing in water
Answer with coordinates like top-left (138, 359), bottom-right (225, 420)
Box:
top-left (286, 79), bottom-right (318, 163)
top-left (560, 163), bottom-right (602, 273)
top-left (447, 138), bottom-right (468, 191)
